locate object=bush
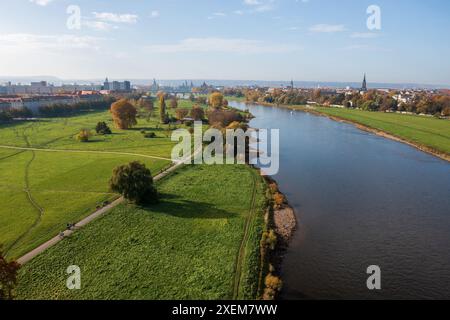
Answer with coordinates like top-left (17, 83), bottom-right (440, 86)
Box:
top-left (273, 193), bottom-right (285, 207)
top-left (207, 109), bottom-right (243, 127)
top-left (265, 274), bottom-right (283, 291)
top-left (95, 122), bottom-right (112, 135)
top-left (262, 230), bottom-right (277, 251)
top-left (144, 132), bottom-right (157, 138)
top-left (190, 106), bottom-right (205, 121)
top-left (76, 129), bottom-right (91, 142)
top-left (109, 161), bottom-right (158, 205)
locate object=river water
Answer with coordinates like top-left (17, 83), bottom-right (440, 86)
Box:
top-left (230, 101), bottom-right (450, 300)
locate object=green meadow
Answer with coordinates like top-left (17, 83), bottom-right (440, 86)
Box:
top-left (296, 106), bottom-right (450, 155)
top-left (0, 108), bottom-right (179, 258)
top-left (16, 164), bottom-right (267, 300)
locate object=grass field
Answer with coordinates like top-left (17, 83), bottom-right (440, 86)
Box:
top-left (16, 164), bottom-right (267, 300)
top-left (295, 106), bottom-right (450, 155)
top-left (0, 106), bottom-right (184, 258)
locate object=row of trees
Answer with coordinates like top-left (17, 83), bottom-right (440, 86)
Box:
top-left (0, 107), bottom-right (33, 122)
top-left (39, 97), bottom-right (116, 117)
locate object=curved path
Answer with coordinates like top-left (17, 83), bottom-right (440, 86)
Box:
top-left (0, 145), bottom-right (173, 162)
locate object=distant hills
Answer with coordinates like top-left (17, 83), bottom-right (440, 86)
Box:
top-left (1, 76), bottom-right (448, 90)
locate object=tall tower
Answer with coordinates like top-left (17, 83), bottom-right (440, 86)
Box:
top-left (362, 74), bottom-right (367, 92)
top-left (290, 79), bottom-right (294, 89)
top-left (104, 77), bottom-right (110, 90)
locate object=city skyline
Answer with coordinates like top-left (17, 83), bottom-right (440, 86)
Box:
top-left (0, 0), bottom-right (449, 85)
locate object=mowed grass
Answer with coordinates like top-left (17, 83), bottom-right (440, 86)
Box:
top-left (302, 106), bottom-right (450, 154)
top-left (16, 164), bottom-right (267, 300)
top-left (0, 108), bottom-right (180, 258)
top-left (0, 150), bottom-right (170, 259)
top-left (0, 110), bottom-right (178, 157)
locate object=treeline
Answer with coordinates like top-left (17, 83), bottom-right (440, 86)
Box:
top-left (0, 107), bottom-right (33, 123)
top-left (38, 97), bottom-right (116, 117)
top-left (245, 88), bottom-right (308, 105)
top-left (227, 88), bottom-right (450, 116)
top-left (338, 90), bottom-right (450, 116)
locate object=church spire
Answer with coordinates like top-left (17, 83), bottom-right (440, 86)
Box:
top-left (362, 73), bottom-right (367, 92)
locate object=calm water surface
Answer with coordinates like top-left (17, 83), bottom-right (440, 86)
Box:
top-left (230, 101), bottom-right (450, 300)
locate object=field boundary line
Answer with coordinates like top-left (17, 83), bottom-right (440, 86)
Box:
top-left (0, 145), bottom-right (173, 162)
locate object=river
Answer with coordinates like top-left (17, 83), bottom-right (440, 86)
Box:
top-left (229, 101), bottom-right (450, 300)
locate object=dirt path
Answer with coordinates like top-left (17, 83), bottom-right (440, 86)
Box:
top-left (232, 171), bottom-right (259, 299)
top-left (0, 145), bottom-right (173, 162)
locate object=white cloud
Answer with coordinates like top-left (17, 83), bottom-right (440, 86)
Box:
top-left (92, 12), bottom-right (138, 24)
top-left (243, 0), bottom-right (275, 13)
top-left (309, 24), bottom-right (346, 33)
top-left (350, 32), bottom-right (379, 39)
top-left (145, 37), bottom-right (301, 54)
top-left (244, 0), bottom-right (261, 5)
top-left (29, 0), bottom-right (54, 6)
top-left (234, 10), bottom-right (244, 15)
top-left (0, 33), bottom-right (103, 51)
top-left (150, 11), bottom-right (160, 18)
top-left (83, 21), bottom-right (117, 31)
top-left (213, 12), bottom-right (227, 17)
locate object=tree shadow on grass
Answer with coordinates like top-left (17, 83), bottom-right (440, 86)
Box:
top-left (141, 193), bottom-right (236, 219)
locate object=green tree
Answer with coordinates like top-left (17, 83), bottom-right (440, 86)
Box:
top-left (109, 162), bottom-right (158, 205)
top-left (95, 122), bottom-right (112, 135)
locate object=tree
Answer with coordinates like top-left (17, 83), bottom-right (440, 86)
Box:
top-left (175, 108), bottom-right (189, 120)
top-left (139, 98), bottom-right (154, 112)
top-left (190, 105), bottom-right (205, 121)
top-left (110, 99), bottom-right (137, 129)
top-left (76, 129), bottom-right (91, 142)
top-left (159, 94), bottom-right (167, 124)
top-left (109, 161), bottom-right (158, 205)
top-left (95, 122), bottom-right (112, 135)
top-left (0, 246), bottom-right (20, 300)
top-left (170, 97), bottom-right (178, 109)
top-left (209, 92), bottom-right (225, 109)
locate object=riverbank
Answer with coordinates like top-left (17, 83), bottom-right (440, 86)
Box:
top-left (239, 100), bottom-right (450, 163)
top-left (290, 105), bottom-right (450, 163)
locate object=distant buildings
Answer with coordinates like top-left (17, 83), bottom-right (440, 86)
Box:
top-left (0, 93), bottom-right (103, 113)
top-left (0, 79), bottom-right (111, 113)
top-left (103, 78), bottom-right (132, 92)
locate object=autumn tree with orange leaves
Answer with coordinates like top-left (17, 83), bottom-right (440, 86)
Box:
top-left (110, 99), bottom-right (137, 129)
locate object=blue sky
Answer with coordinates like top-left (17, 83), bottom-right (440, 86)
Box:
top-left (0, 0), bottom-right (449, 85)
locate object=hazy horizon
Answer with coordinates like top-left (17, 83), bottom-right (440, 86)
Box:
top-left (1, 75), bottom-right (449, 90)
